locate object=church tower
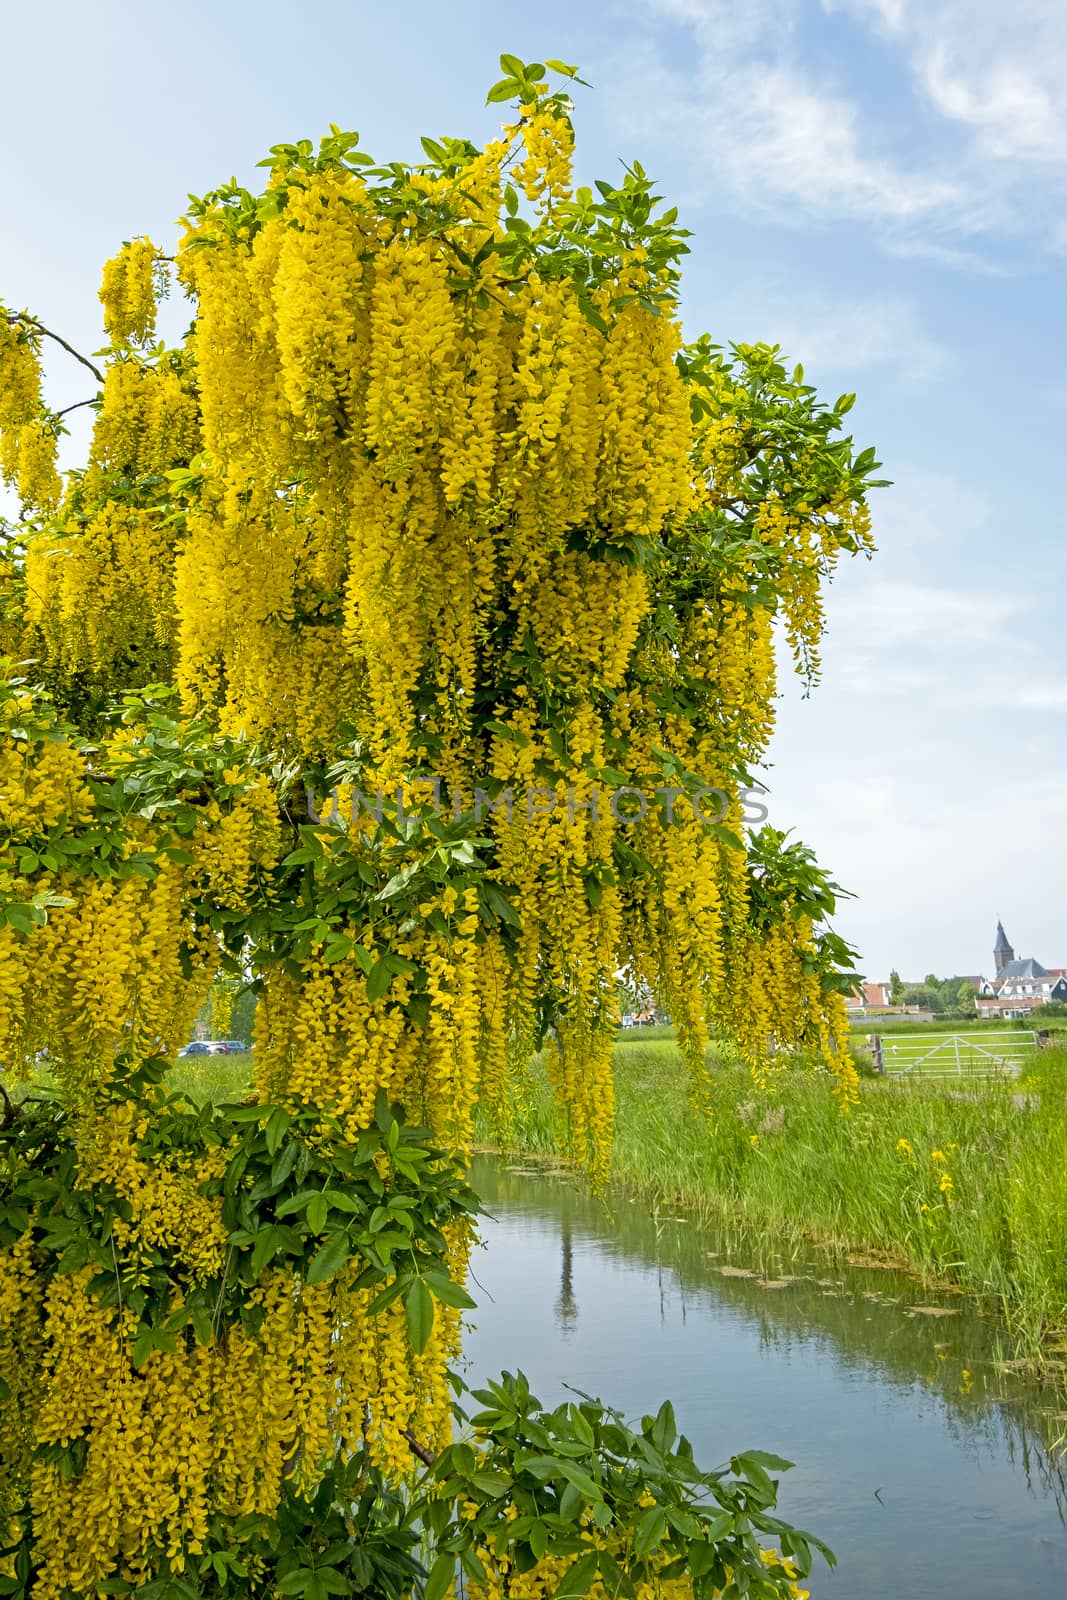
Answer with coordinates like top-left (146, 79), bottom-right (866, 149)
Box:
top-left (994, 919), bottom-right (1014, 975)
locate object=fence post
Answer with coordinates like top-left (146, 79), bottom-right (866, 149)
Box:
top-left (954, 1035), bottom-right (961, 1076)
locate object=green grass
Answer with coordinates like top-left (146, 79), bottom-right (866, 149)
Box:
top-left (614, 1024), bottom-right (677, 1044)
top-left (852, 1015), bottom-right (1067, 1038)
top-left (169, 1054), bottom-right (253, 1103)
top-left (478, 1039), bottom-right (1067, 1353)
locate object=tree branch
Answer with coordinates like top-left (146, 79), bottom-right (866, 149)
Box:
top-left (7, 312), bottom-right (105, 386)
top-left (402, 1428), bottom-right (437, 1467)
top-left (55, 397), bottom-right (99, 420)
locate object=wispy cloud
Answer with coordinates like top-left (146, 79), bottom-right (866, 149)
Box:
top-left (832, 580), bottom-right (1025, 649)
top-left (831, 0), bottom-right (1067, 168)
top-left (615, 0), bottom-right (1067, 256)
top-left (811, 568), bottom-right (1067, 721)
top-left (719, 292), bottom-right (952, 382)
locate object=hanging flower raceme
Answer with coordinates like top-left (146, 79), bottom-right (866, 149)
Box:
top-left (99, 237), bottom-right (160, 345)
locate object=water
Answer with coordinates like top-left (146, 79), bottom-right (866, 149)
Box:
top-left (462, 1158), bottom-right (1067, 1600)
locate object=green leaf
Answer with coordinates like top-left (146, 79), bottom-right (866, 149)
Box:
top-left (271, 1138), bottom-right (299, 1189)
top-left (555, 1551), bottom-right (599, 1599)
top-left (633, 1506), bottom-right (667, 1558)
top-left (424, 1552), bottom-right (455, 1600)
top-left (131, 1328), bottom-right (157, 1370)
top-left (4, 904), bottom-right (38, 935)
top-left (470, 1470), bottom-right (512, 1497)
top-left (317, 1573), bottom-right (352, 1596)
top-left (736, 1448), bottom-right (793, 1473)
top-left (366, 958), bottom-right (393, 1002)
top-left (424, 1272), bottom-right (476, 1311)
top-left (557, 1461), bottom-right (600, 1501)
top-left (307, 1230), bottom-right (349, 1286)
top-left (650, 1399), bottom-right (676, 1454)
top-left (190, 1302), bottom-right (214, 1348)
top-left (404, 1276), bottom-right (434, 1354)
top-left (265, 1106), bottom-right (290, 1156)
top-left (251, 1225), bottom-right (283, 1278)
top-left (486, 77), bottom-right (520, 105)
top-left (306, 1191), bottom-right (329, 1234)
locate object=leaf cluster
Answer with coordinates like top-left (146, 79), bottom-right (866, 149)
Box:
top-left (0, 1086), bottom-right (477, 1372)
top-left (422, 1372), bottom-right (832, 1600)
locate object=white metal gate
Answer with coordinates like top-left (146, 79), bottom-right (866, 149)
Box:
top-left (880, 1030), bottom-right (1037, 1079)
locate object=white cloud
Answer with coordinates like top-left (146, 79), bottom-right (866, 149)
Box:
top-left (750, 294), bottom-right (950, 381)
top-left (817, 574), bottom-right (1067, 715)
top-left (613, 8), bottom-right (970, 230)
top-left (686, 272), bottom-right (951, 383)
top-left (831, 0), bottom-right (1067, 167)
top-left (1013, 683), bottom-right (1067, 712)
top-left (761, 749), bottom-right (1067, 977)
top-left (617, 0), bottom-right (1067, 254)
top-left (883, 236), bottom-right (1017, 275)
top-left (862, 465), bottom-right (988, 557)
top-left (809, 468), bottom-right (1066, 721)
top-left (830, 580), bottom-right (1024, 650)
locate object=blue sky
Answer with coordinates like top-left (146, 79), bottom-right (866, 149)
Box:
top-left (3, 0), bottom-right (1064, 981)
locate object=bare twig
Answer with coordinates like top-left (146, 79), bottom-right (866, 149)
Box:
top-left (0, 1079), bottom-right (15, 1128)
top-left (7, 312), bottom-right (105, 386)
top-left (55, 397), bottom-right (99, 420)
top-left (110, 1235), bottom-right (124, 1316)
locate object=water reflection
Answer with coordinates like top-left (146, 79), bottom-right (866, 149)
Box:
top-left (555, 1219), bottom-right (577, 1332)
top-left (467, 1158), bottom-right (1067, 1600)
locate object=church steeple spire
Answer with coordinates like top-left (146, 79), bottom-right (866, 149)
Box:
top-left (994, 918), bottom-right (1014, 975)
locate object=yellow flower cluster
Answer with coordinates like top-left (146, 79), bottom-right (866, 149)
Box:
top-left (0, 319), bottom-right (41, 428)
top-left (99, 237), bottom-right (160, 344)
top-left (89, 357), bottom-right (201, 480)
top-left (17, 864), bottom-right (204, 1090)
top-left (0, 707), bottom-right (93, 832)
top-left (21, 1264), bottom-right (355, 1598)
top-left (513, 99), bottom-right (574, 206)
top-left (78, 1102), bottom-right (229, 1284)
top-left (25, 501), bottom-right (176, 675)
top-left (0, 1231), bottom-right (41, 1519)
top-left (0, 416), bottom-right (61, 511)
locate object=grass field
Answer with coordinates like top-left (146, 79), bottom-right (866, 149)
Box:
top-left (614, 1023), bottom-right (678, 1044)
top-left (170, 1053), bottom-right (252, 1103)
top-left (852, 1015), bottom-right (1067, 1039)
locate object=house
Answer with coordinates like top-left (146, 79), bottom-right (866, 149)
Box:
top-left (843, 980), bottom-right (917, 1017)
top-left (975, 921), bottom-right (1067, 1019)
top-left (848, 980), bottom-right (893, 1010)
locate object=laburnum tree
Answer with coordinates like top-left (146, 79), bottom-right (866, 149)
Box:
top-left (0, 57), bottom-right (880, 1600)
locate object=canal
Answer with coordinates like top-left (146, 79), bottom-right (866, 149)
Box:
top-left (463, 1158), bottom-right (1067, 1599)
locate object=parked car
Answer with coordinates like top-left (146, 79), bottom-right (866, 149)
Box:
top-left (178, 1041), bottom-right (213, 1057)
top-left (210, 1040), bottom-right (250, 1054)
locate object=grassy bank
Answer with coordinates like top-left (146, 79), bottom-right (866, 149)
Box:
top-left (174, 1036), bottom-right (1067, 1351)
top-left (478, 1040), bottom-right (1067, 1352)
